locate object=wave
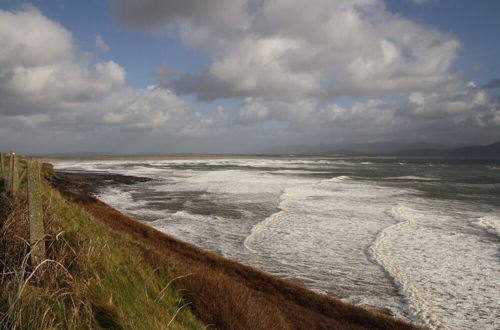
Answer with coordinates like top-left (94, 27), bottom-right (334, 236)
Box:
top-left (386, 176), bottom-right (435, 181)
top-left (476, 216), bottom-right (500, 237)
top-left (96, 186), bottom-right (136, 207)
top-left (370, 204), bottom-right (444, 329)
top-left (243, 176), bottom-right (349, 253)
top-left (323, 175), bottom-right (351, 183)
top-left (371, 203), bottom-right (500, 330)
top-left (243, 184), bottom-right (298, 253)
top-left (244, 210), bottom-right (283, 253)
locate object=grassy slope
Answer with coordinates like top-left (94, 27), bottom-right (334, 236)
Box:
top-left (0, 172), bottom-right (204, 329)
top-left (51, 169), bottom-right (422, 330)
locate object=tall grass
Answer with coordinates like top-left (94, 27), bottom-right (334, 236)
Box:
top-left (0, 176), bottom-right (204, 329)
top-left (2, 164), bottom-right (422, 329)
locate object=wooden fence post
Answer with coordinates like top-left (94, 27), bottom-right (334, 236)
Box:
top-left (0, 152), bottom-right (4, 180)
top-left (3, 153), bottom-right (10, 191)
top-left (9, 152), bottom-right (19, 197)
top-left (27, 158), bottom-right (45, 266)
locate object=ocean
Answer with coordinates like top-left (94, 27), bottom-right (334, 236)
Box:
top-left (53, 158), bottom-right (500, 329)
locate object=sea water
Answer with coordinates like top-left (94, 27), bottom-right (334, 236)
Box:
top-left (54, 158), bottom-right (500, 329)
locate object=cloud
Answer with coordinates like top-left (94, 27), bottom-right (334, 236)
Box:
top-left (399, 88), bottom-right (491, 119)
top-left (481, 79), bottom-right (500, 89)
top-left (114, 0), bottom-right (461, 102)
top-left (2, 3), bottom-right (499, 154)
top-left (396, 87), bottom-right (500, 136)
top-left (94, 34), bottom-right (110, 52)
top-left (0, 7), bottom-right (217, 154)
top-left (412, 0), bottom-right (433, 4)
top-left (231, 87), bottom-right (499, 146)
top-left (111, 0), bottom-right (246, 30)
top-left (0, 5), bottom-right (72, 68)
top-left (109, 0), bottom-right (500, 148)
top-left (216, 106), bottom-right (229, 120)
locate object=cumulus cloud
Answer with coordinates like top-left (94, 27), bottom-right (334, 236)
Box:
top-left (0, 5), bottom-right (72, 68)
top-left (400, 88), bottom-right (490, 119)
top-left (412, 0), bottom-right (433, 4)
top-left (481, 79), bottom-right (500, 89)
top-left (2, 3), bottom-right (499, 154)
top-left (397, 87), bottom-right (500, 133)
top-left (109, 0), bottom-right (500, 148)
top-left (112, 0), bottom-right (246, 30)
top-left (114, 0), bottom-right (461, 101)
top-left (94, 34), bottom-right (110, 53)
top-left (0, 6), bottom-right (217, 154)
top-left (216, 106), bottom-right (229, 121)
top-left (232, 93), bottom-right (499, 146)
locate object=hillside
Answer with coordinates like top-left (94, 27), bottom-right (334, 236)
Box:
top-left (448, 141), bottom-right (500, 157)
top-left (391, 141), bottom-right (500, 158)
top-left (1, 162), bottom-right (422, 329)
top-left (0, 163), bottom-right (203, 329)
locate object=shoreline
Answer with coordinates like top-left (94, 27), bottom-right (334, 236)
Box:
top-left (50, 168), bottom-right (422, 329)
top-left (53, 171), bottom-right (152, 194)
top-left (44, 153), bottom-right (348, 161)
top-left (46, 154), bottom-right (344, 161)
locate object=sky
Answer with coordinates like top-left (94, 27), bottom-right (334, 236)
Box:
top-left (0, 0), bottom-right (499, 155)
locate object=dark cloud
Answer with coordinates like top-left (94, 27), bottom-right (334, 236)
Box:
top-left (481, 79), bottom-right (500, 89)
top-left (111, 0), bottom-right (243, 29)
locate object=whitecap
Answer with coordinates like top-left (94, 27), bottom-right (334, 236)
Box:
top-left (476, 215), bottom-right (500, 236)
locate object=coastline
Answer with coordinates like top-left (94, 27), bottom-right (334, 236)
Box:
top-left (43, 153), bottom-right (350, 162)
top-left (50, 168), bottom-right (422, 329)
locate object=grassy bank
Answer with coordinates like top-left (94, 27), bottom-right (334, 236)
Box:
top-left (0, 166), bottom-right (203, 329)
top-left (1, 163), bottom-right (421, 329)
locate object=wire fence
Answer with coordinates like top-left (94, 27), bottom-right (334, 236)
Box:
top-left (1, 152), bottom-right (45, 267)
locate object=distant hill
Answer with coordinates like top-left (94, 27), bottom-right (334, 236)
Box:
top-left (265, 141), bottom-right (500, 158)
top-left (261, 141), bottom-right (448, 155)
top-left (448, 141), bottom-right (500, 158)
top-left (391, 141), bottom-right (500, 158)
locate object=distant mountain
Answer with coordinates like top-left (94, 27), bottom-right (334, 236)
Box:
top-left (262, 141), bottom-right (500, 158)
top-left (261, 141), bottom-right (449, 155)
top-left (391, 141), bottom-right (500, 158)
top-left (447, 141), bottom-right (500, 158)
top-left (388, 148), bottom-right (445, 157)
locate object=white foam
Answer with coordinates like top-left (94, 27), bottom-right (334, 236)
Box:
top-left (371, 203), bottom-right (500, 329)
top-left (55, 158), bottom-right (500, 329)
top-left (96, 186), bottom-right (136, 208)
top-left (476, 215), bottom-right (500, 236)
top-left (387, 176), bottom-right (435, 181)
top-left (244, 178), bottom-right (414, 320)
top-left (323, 175), bottom-right (351, 182)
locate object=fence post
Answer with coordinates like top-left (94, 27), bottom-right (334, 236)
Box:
top-left (27, 158), bottom-right (45, 266)
top-left (0, 152), bottom-right (4, 180)
top-left (9, 152), bottom-right (19, 197)
top-left (3, 153), bottom-right (10, 191)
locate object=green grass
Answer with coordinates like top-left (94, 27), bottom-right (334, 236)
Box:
top-left (3, 162), bottom-right (422, 329)
top-left (1, 174), bottom-right (204, 329)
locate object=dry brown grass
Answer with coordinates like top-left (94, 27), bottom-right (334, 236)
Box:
top-left (52, 171), bottom-right (423, 330)
top-left (0, 189), bottom-right (95, 329)
top-left (1, 174), bottom-right (204, 329)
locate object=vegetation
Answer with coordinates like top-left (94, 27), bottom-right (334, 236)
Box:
top-left (0, 165), bottom-right (203, 329)
top-left (1, 162), bottom-right (422, 329)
